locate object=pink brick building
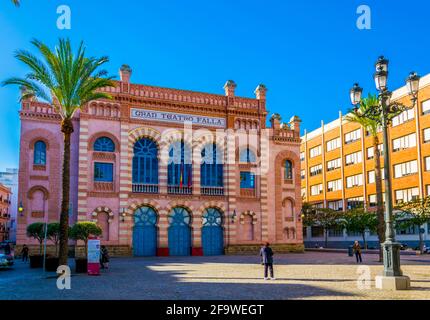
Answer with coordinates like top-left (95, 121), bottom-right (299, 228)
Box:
top-left (17, 65), bottom-right (303, 256)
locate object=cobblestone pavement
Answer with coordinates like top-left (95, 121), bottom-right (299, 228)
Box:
top-left (1, 252), bottom-right (429, 300)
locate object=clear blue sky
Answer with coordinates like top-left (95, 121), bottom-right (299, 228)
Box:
top-left (1, 0), bottom-right (429, 170)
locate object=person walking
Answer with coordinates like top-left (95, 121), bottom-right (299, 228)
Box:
top-left (260, 242), bottom-right (275, 280)
top-left (100, 245), bottom-right (110, 269)
top-left (21, 244), bottom-right (29, 263)
top-left (352, 240), bottom-right (363, 263)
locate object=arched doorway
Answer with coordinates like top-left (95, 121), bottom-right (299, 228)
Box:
top-left (133, 206), bottom-right (158, 256)
top-left (97, 212), bottom-right (110, 241)
top-left (168, 207), bottom-right (191, 256)
top-left (201, 208), bottom-right (224, 256)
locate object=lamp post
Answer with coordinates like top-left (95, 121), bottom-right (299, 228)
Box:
top-left (349, 56), bottom-right (420, 290)
top-left (18, 201), bottom-right (24, 217)
top-left (120, 208), bottom-right (127, 223)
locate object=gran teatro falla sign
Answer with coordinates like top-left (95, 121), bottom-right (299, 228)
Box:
top-left (130, 108), bottom-right (226, 128)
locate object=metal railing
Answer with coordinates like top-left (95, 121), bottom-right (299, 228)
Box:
top-left (167, 186), bottom-right (192, 195)
top-left (132, 184), bottom-right (159, 194)
top-left (201, 187), bottom-right (224, 196)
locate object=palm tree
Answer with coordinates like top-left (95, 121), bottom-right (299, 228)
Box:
top-left (346, 94), bottom-right (385, 261)
top-left (2, 39), bottom-right (115, 265)
top-left (12, 0), bottom-right (20, 6)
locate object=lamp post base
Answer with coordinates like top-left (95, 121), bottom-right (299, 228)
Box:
top-left (375, 275), bottom-right (410, 290)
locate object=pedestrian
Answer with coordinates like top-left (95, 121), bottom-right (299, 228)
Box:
top-left (100, 245), bottom-right (110, 269)
top-left (21, 244), bottom-right (29, 263)
top-left (352, 240), bottom-right (362, 263)
top-left (260, 242), bottom-right (275, 280)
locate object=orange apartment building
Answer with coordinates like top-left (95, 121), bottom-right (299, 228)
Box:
top-left (0, 183), bottom-right (12, 242)
top-left (300, 73), bottom-right (430, 248)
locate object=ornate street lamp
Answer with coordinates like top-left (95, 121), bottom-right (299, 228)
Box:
top-left (120, 208), bottom-right (127, 222)
top-left (349, 56), bottom-right (420, 290)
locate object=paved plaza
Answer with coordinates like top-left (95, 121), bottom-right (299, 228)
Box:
top-left (1, 252), bottom-right (430, 300)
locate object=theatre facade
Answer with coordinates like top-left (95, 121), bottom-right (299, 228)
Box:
top-left (17, 65), bottom-right (304, 256)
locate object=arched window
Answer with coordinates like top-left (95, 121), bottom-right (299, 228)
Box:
top-left (285, 160), bottom-right (293, 180)
top-left (201, 144), bottom-right (223, 187)
top-left (94, 137), bottom-right (115, 152)
top-left (239, 148), bottom-right (256, 163)
top-left (34, 141), bottom-right (47, 165)
top-left (133, 138), bottom-right (158, 184)
top-left (168, 141), bottom-right (192, 186)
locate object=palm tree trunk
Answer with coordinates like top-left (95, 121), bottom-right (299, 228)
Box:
top-left (373, 136), bottom-right (385, 262)
top-left (58, 118), bottom-right (74, 266)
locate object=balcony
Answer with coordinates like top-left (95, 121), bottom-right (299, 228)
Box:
top-left (94, 182), bottom-right (114, 192)
top-left (240, 188), bottom-right (256, 198)
top-left (132, 184), bottom-right (159, 194)
top-left (201, 187), bottom-right (224, 196)
top-left (168, 186), bottom-right (192, 195)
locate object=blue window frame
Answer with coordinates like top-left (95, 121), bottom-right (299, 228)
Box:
top-left (168, 141), bottom-right (192, 186)
top-left (285, 160), bottom-right (293, 180)
top-left (239, 148), bottom-right (256, 163)
top-left (94, 162), bottom-right (114, 182)
top-left (240, 172), bottom-right (255, 189)
top-left (94, 137), bottom-right (115, 152)
top-left (34, 141), bottom-right (47, 165)
top-left (201, 144), bottom-right (223, 187)
top-left (132, 138), bottom-right (158, 184)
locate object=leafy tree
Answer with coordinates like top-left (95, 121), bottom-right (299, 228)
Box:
top-left (47, 222), bottom-right (61, 256)
top-left (70, 222), bottom-right (102, 257)
top-left (340, 208), bottom-right (378, 249)
top-left (12, 0), bottom-right (20, 6)
top-left (302, 205), bottom-right (343, 248)
top-left (3, 39), bottom-right (115, 265)
top-left (396, 197), bottom-right (430, 253)
top-left (26, 222), bottom-right (46, 255)
top-left (346, 94), bottom-right (385, 260)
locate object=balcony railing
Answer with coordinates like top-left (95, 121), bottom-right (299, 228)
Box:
top-left (94, 182), bottom-right (114, 192)
top-left (201, 187), bottom-right (224, 196)
top-left (132, 184), bottom-right (159, 194)
top-left (168, 186), bottom-right (192, 195)
top-left (240, 188), bottom-right (256, 198)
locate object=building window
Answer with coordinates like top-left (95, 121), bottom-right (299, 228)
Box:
top-left (300, 152), bottom-right (305, 162)
top-left (426, 157), bottom-right (430, 171)
top-left (328, 227), bottom-right (344, 237)
top-left (94, 162), bottom-right (113, 182)
top-left (346, 174), bottom-right (363, 188)
top-left (327, 158), bottom-right (341, 171)
top-left (94, 137), bottom-right (115, 152)
top-left (392, 108), bottom-right (414, 127)
top-left (33, 141), bottom-right (47, 165)
top-left (168, 141), bottom-right (192, 187)
top-left (392, 133), bottom-right (416, 152)
top-left (310, 164), bottom-right (322, 177)
top-left (328, 200), bottom-right (343, 211)
top-left (301, 188), bottom-right (306, 198)
top-left (327, 179), bottom-right (342, 192)
top-left (311, 226), bottom-right (324, 238)
top-left (368, 194), bottom-right (385, 207)
top-left (201, 144), bottom-right (223, 187)
top-left (133, 138), bottom-right (159, 184)
top-left (309, 146), bottom-right (322, 158)
top-left (367, 144), bottom-right (383, 159)
top-left (345, 151), bottom-right (362, 166)
top-left (344, 129), bottom-right (361, 144)
top-left (285, 160), bottom-right (293, 180)
top-left (394, 160), bottom-right (418, 178)
top-left (422, 99), bottom-right (430, 115)
top-left (396, 225), bottom-right (419, 235)
top-left (423, 128), bottom-right (430, 143)
top-left (347, 197), bottom-right (364, 209)
top-left (395, 187), bottom-right (419, 204)
top-left (310, 184), bottom-right (323, 196)
top-left (239, 148), bottom-right (256, 163)
top-left (427, 185), bottom-right (430, 196)
top-left (240, 172), bottom-right (255, 189)
top-left (326, 137), bottom-right (341, 152)
top-left (368, 170), bottom-right (385, 184)
top-left (301, 170), bottom-right (305, 180)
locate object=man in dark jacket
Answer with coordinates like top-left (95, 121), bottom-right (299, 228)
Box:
top-left (260, 242), bottom-right (275, 280)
